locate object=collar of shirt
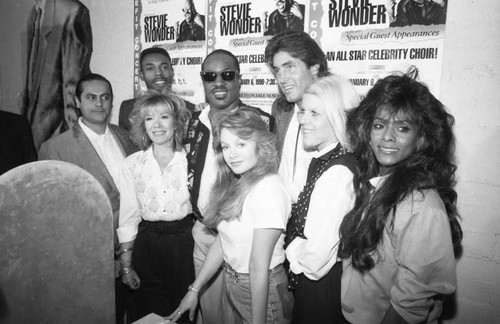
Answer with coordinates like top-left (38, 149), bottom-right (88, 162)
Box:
top-left (369, 175), bottom-right (388, 189)
top-left (199, 104), bottom-right (212, 129)
top-left (201, 102), bottom-right (242, 127)
top-left (142, 145), bottom-right (186, 170)
top-left (78, 118), bottom-right (110, 142)
top-left (312, 141), bottom-right (340, 160)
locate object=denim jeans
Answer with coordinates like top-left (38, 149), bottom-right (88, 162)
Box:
top-left (222, 263), bottom-right (294, 324)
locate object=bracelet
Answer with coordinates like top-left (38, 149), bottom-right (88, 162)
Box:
top-left (119, 259), bottom-right (132, 268)
top-left (119, 248), bottom-right (133, 256)
top-left (119, 266), bottom-right (133, 276)
top-left (188, 285), bottom-right (199, 293)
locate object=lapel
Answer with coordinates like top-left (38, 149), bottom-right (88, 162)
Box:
top-left (41, 0), bottom-right (55, 38)
top-left (28, 0), bottom-right (54, 105)
top-left (26, 7), bottom-right (36, 68)
top-left (185, 112), bottom-right (210, 206)
top-left (274, 99), bottom-right (295, 160)
top-left (73, 122), bottom-right (119, 193)
top-left (108, 125), bottom-right (128, 157)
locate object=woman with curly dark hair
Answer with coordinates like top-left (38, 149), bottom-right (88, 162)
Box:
top-left (339, 74), bottom-right (462, 324)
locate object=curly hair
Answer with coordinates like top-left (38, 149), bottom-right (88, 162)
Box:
top-left (129, 90), bottom-right (191, 151)
top-left (264, 31), bottom-right (330, 78)
top-left (203, 107), bottom-right (278, 228)
top-left (338, 74), bottom-right (463, 271)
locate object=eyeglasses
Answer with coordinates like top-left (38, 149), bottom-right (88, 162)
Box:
top-left (200, 71), bottom-right (237, 82)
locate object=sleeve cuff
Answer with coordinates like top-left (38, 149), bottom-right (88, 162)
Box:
top-left (286, 237), bottom-right (306, 275)
top-left (116, 226), bottom-right (138, 244)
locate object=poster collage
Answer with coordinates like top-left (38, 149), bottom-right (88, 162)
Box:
top-left (134, 0), bottom-right (448, 113)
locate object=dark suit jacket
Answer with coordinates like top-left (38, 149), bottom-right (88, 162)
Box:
top-left (119, 97), bottom-right (196, 131)
top-left (184, 102), bottom-right (274, 215)
top-left (38, 122), bottom-right (138, 242)
top-left (0, 111), bottom-right (38, 175)
top-left (271, 96), bottom-right (295, 161)
top-left (23, 0), bottom-right (93, 150)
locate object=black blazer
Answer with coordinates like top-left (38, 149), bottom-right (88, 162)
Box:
top-left (0, 111), bottom-right (37, 175)
top-left (184, 102), bottom-right (274, 214)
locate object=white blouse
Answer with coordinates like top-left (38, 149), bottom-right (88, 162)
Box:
top-left (117, 147), bottom-right (192, 243)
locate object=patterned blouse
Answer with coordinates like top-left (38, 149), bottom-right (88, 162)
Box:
top-left (117, 147), bottom-right (192, 243)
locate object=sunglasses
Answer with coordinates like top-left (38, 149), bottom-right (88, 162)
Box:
top-left (200, 71), bottom-right (238, 82)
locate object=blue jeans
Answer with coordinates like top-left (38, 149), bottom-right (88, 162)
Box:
top-left (222, 263), bottom-right (294, 324)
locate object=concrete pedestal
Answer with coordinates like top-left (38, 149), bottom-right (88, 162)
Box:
top-left (0, 161), bottom-right (115, 323)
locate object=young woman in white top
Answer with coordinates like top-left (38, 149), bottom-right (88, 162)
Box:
top-left (168, 107), bottom-right (294, 324)
top-left (116, 91), bottom-right (193, 322)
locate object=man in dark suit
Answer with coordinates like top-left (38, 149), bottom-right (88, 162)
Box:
top-left (23, 0), bottom-right (93, 150)
top-left (182, 49), bottom-right (273, 324)
top-left (0, 111), bottom-right (37, 175)
top-left (39, 73), bottom-right (138, 324)
top-left (119, 47), bottom-right (195, 131)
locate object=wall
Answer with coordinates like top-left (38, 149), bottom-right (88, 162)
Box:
top-left (0, 0), bottom-right (499, 322)
top-left (0, 0), bottom-right (134, 124)
top-left (440, 1), bottom-right (500, 323)
top-left (82, 0), bottom-right (134, 124)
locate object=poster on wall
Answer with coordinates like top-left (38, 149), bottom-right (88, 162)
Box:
top-left (134, 0), bottom-right (448, 109)
top-left (310, 0), bottom-right (448, 97)
top-left (206, 0), bottom-right (311, 112)
top-left (134, 0), bottom-right (207, 104)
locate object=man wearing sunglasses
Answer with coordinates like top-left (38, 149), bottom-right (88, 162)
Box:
top-left (184, 49), bottom-right (273, 324)
top-left (118, 47), bottom-right (195, 131)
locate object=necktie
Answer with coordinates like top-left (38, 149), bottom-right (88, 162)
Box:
top-left (285, 143), bottom-right (347, 290)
